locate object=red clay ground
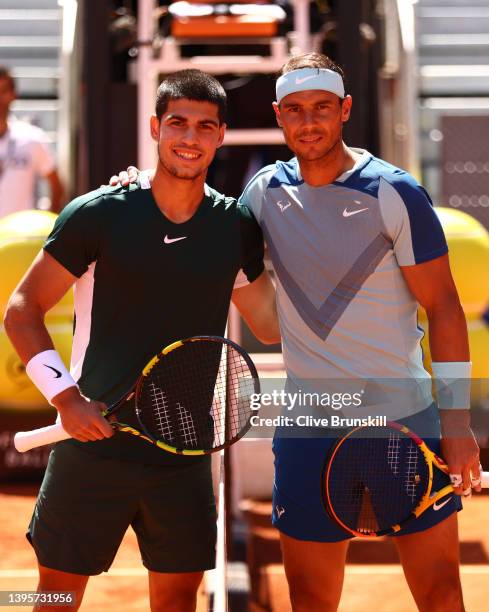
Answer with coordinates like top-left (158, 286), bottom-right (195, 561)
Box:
top-left (0, 483), bottom-right (208, 611)
top-left (1, 484), bottom-right (488, 611)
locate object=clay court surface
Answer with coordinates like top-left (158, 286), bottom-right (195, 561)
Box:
top-left (0, 483), bottom-right (488, 611)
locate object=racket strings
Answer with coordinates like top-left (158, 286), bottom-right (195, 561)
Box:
top-left (211, 344), bottom-right (256, 446)
top-left (326, 427), bottom-right (429, 535)
top-left (405, 441), bottom-right (420, 501)
top-left (148, 383), bottom-right (175, 442)
top-left (176, 402), bottom-right (198, 447)
top-left (357, 487), bottom-right (379, 534)
top-left (387, 432), bottom-right (400, 476)
top-left (137, 340), bottom-right (257, 452)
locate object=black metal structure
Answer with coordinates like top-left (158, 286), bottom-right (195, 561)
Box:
top-left (80, 0), bottom-right (383, 193)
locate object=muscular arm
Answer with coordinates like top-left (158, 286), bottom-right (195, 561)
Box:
top-left (3, 250), bottom-right (112, 440)
top-left (4, 250), bottom-right (75, 362)
top-left (401, 254), bottom-right (469, 361)
top-left (232, 270), bottom-right (280, 345)
top-left (401, 253), bottom-right (480, 493)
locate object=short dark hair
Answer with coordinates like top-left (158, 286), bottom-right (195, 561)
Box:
top-left (155, 69), bottom-right (227, 123)
top-left (0, 66), bottom-right (15, 92)
top-left (279, 53), bottom-right (346, 92)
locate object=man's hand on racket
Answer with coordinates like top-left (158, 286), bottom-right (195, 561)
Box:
top-left (51, 386), bottom-right (114, 442)
top-left (14, 336), bottom-right (260, 454)
top-left (440, 409), bottom-right (482, 496)
top-left (109, 166), bottom-right (145, 187)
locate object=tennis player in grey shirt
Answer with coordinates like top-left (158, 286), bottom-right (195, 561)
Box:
top-left (113, 53), bottom-right (482, 611)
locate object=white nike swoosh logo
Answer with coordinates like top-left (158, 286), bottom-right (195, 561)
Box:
top-left (343, 208), bottom-right (369, 217)
top-left (433, 496), bottom-right (452, 511)
top-left (295, 75), bottom-right (317, 85)
top-left (164, 235), bottom-right (187, 244)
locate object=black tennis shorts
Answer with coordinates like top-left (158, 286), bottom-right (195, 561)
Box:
top-left (27, 441), bottom-right (217, 575)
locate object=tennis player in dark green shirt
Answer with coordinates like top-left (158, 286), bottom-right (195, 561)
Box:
top-left (5, 70), bottom-right (279, 611)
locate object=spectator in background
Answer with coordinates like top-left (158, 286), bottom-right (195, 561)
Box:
top-left (0, 66), bottom-right (64, 218)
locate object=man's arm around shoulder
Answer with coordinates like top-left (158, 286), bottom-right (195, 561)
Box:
top-left (232, 270), bottom-right (280, 345)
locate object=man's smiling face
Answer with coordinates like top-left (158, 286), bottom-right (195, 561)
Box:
top-left (273, 89), bottom-right (352, 163)
top-left (151, 98), bottom-right (225, 181)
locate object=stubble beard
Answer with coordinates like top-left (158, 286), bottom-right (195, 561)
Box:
top-left (294, 128), bottom-right (344, 166)
top-left (165, 164), bottom-right (202, 181)
top-left (157, 147), bottom-right (204, 181)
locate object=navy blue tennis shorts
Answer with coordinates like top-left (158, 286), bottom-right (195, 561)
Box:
top-left (272, 404), bottom-right (462, 542)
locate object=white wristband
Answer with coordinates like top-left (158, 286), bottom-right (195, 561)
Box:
top-left (431, 361), bottom-right (472, 410)
top-left (25, 350), bottom-right (77, 405)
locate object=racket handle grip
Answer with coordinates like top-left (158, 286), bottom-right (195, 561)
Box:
top-left (481, 471), bottom-right (489, 488)
top-left (14, 422), bottom-right (70, 453)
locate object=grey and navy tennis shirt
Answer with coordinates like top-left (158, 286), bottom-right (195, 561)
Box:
top-left (239, 149), bottom-right (448, 418)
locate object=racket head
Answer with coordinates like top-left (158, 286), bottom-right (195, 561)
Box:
top-left (133, 336), bottom-right (260, 455)
top-left (323, 422), bottom-right (435, 537)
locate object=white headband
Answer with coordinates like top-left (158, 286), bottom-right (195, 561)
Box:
top-left (276, 68), bottom-right (345, 103)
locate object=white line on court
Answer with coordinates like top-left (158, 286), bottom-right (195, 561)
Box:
top-left (346, 565), bottom-right (489, 575)
top-left (261, 565), bottom-right (489, 576)
top-left (1, 565), bottom-right (489, 579)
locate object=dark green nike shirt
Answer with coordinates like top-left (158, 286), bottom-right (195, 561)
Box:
top-left (44, 179), bottom-right (264, 464)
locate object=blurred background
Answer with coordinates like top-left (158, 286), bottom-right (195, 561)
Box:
top-left (0, 1), bottom-right (489, 610)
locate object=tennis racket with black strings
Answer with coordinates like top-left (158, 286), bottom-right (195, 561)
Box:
top-left (323, 421), bottom-right (489, 537)
top-left (14, 336), bottom-right (260, 456)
